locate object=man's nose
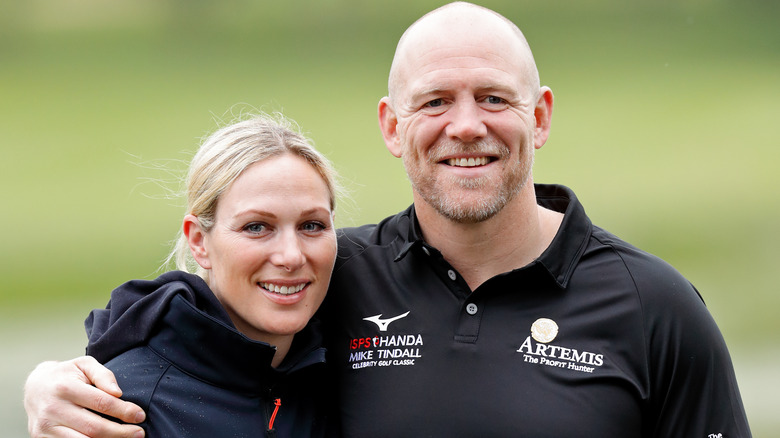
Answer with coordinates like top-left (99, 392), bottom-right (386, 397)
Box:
top-left (270, 231), bottom-right (306, 271)
top-left (444, 100), bottom-right (487, 142)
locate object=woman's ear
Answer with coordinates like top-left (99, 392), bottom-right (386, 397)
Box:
top-left (378, 96), bottom-right (403, 158)
top-left (183, 214), bottom-right (212, 269)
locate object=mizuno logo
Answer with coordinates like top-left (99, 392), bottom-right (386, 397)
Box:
top-left (363, 311), bottom-right (411, 332)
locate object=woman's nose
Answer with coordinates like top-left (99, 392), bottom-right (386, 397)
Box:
top-left (270, 231), bottom-right (306, 271)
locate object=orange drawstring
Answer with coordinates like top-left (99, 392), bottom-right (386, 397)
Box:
top-left (268, 398), bottom-right (281, 430)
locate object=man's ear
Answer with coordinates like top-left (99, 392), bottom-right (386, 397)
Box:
top-left (533, 86), bottom-right (554, 150)
top-left (183, 214), bottom-right (211, 270)
top-left (378, 97), bottom-right (403, 158)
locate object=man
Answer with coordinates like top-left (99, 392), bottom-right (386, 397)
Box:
top-left (25, 2), bottom-right (751, 437)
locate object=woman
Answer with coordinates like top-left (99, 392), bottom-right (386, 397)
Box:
top-left (83, 114), bottom-right (340, 437)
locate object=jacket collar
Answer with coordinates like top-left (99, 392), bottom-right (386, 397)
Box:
top-left (152, 294), bottom-right (326, 393)
top-left (87, 271), bottom-right (326, 394)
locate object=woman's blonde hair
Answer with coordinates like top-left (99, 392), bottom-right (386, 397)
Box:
top-left (167, 113), bottom-right (339, 279)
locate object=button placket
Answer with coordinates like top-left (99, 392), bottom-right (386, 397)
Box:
top-left (455, 299), bottom-right (482, 343)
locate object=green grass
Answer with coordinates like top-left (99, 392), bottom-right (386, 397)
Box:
top-left (0, 1), bottom-right (778, 433)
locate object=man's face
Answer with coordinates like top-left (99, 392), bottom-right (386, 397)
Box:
top-left (388, 25), bottom-right (540, 224)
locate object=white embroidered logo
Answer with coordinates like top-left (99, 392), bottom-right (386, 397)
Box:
top-left (363, 311), bottom-right (410, 331)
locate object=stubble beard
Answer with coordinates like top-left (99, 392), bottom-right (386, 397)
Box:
top-left (403, 137), bottom-right (534, 224)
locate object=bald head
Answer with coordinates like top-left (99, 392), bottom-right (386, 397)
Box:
top-left (388, 2), bottom-right (540, 103)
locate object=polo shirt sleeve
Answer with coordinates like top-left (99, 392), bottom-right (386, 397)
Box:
top-left (628, 254), bottom-right (751, 437)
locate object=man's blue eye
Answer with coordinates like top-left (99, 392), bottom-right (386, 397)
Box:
top-left (486, 96), bottom-right (503, 104)
top-left (427, 99), bottom-right (443, 107)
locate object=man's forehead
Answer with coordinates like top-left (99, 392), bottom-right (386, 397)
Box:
top-left (395, 36), bottom-right (531, 98)
top-left (406, 68), bottom-right (524, 97)
top-left (389, 3), bottom-right (539, 101)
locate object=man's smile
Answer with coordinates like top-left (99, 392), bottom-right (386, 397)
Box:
top-left (445, 156), bottom-right (491, 167)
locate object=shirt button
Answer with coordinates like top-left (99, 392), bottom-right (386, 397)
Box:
top-left (466, 303), bottom-right (478, 315)
top-left (447, 270), bottom-right (456, 280)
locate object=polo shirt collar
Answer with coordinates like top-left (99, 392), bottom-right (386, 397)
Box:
top-left (393, 184), bottom-right (592, 289)
top-left (533, 184), bottom-right (592, 288)
top-left (393, 204), bottom-right (424, 262)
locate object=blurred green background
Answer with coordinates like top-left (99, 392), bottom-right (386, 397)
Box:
top-left (1, 0), bottom-right (777, 435)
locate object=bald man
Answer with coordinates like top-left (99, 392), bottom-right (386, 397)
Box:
top-left (25, 3), bottom-right (750, 437)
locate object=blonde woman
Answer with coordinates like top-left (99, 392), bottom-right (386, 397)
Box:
top-left (81, 114), bottom-right (339, 437)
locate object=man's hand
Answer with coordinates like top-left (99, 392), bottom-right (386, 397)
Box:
top-left (24, 356), bottom-right (146, 438)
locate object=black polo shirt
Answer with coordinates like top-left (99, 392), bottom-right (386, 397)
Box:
top-left (325, 184), bottom-right (750, 437)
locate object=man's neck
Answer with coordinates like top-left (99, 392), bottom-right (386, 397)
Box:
top-left (414, 184), bottom-right (563, 291)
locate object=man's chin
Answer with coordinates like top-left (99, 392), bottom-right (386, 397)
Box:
top-left (432, 195), bottom-right (507, 224)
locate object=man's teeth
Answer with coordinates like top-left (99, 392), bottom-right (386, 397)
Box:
top-left (447, 157), bottom-right (489, 167)
top-left (259, 282), bottom-right (306, 295)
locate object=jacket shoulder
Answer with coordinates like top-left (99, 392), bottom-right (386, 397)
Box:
top-left (104, 347), bottom-right (170, 412)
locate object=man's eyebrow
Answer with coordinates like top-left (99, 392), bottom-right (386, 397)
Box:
top-left (411, 83), bottom-right (520, 98)
top-left (408, 86), bottom-right (448, 101)
top-left (473, 83), bottom-right (523, 97)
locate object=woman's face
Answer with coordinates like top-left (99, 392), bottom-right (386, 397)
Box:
top-left (189, 154), bottom-right (336, 344)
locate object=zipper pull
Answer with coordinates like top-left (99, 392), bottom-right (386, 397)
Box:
top-left (268, 398), bottom-right (281, 431)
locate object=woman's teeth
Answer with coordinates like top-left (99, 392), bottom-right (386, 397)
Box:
top-left (259, 282), bottom-right (306, 295)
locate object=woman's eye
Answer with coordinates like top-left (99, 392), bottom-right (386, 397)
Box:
top-left (301, 221), bottom-right (326, 233)
top-left (244, 223), bottom-right (266, 233)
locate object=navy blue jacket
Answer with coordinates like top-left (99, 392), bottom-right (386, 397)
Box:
top-left (85, 271), bottom-right (334, 437)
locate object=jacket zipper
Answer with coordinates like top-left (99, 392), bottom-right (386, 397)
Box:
top-left (267, 397), bottom-right (281, 435)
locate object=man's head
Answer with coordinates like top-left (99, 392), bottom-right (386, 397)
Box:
top-left (378, 2), bottom-right (553, 224)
